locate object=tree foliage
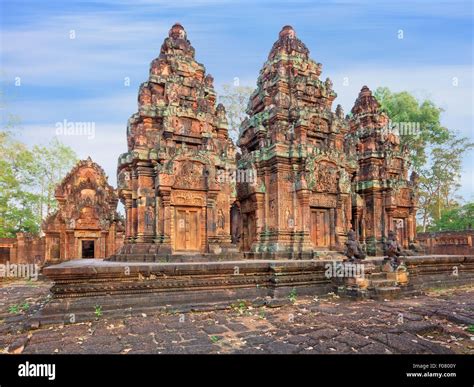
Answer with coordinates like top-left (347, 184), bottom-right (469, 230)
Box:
top-left (431, 202), bottom-right (474, 231)
top-left (218, 84), bottom-right (253, 142)
top-left (374, 87), bottom-right (473, 231)
top-left (374, 87), bottom-right (451, 171)
top-left (0, 131), bottom-right (78, 238)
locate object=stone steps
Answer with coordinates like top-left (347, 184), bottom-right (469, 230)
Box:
top-left (336, 261), bottom-right (413, 300)
top-left (369, 279), bottom-right (397, 288)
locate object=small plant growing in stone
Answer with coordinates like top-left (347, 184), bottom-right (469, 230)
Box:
top-left (210, 335), bottom-right (220, 343)
top-left (258, 309), bottom-right (266, 319)
top-left (467, 325), bottom-right (474, 333)
top-left (288, 288), bottom-right (297, 304)
top-left (8, 304), bottom-right (20, 314)
top-left (94, 305), bottom-right (103, 318)
top-left (231, 300), bottom-right (248, 315)
top-left (20, 302), bottom-right (30, 311)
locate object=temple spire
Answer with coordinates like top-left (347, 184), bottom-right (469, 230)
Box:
top-left (351, 85), bottom-right (381, 115)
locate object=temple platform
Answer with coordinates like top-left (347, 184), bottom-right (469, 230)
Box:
top-left (36, 255), bottom-right (474, 326)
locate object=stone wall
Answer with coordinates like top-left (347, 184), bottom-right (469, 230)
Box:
top-left (417, 230), bottom-right (474, 255)
top-left (0, 234), bottom-right (45, 265)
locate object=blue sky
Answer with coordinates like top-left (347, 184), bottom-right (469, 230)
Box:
top-left (1, 0), bottom-right (473, 200)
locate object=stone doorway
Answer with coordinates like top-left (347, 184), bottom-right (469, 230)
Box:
top-left (174, 207), bottom-right (201, 252)
top-left (81, 240), bottom-right (95, 258)
top-left (310, 208), bottom-right (329, 248)
top-left (0, 247), bottom-right (9, 264)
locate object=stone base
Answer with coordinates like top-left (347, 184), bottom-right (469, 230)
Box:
top-left (39, 259), bottom-right (333, 325)
top-left (37, 255), bottom-right (474, 326)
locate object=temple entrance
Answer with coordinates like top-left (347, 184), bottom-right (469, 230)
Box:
top-left (310, 208), bottom-right (329, 248)
top-left (174, 207), bottom-right (201, 252)
top-left (81, 240), bottom-right (95, 258)
top-left (0, 247), bottom-right (9, 264)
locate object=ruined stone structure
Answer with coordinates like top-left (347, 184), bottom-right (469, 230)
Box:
top-left (348, 86), bottom-right (417, 255)
top-left (0, 234), bottom-right (45, 265)
top-left (43, 158), bottom-right (124, 262)
top-left (115, 23), bottom-right (236, 259)
top-left (38, 24), bottom-right (474, 324)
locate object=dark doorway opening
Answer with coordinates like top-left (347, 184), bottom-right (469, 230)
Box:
top-left (82, 240), bottom-right (95, 258)
top-left (0, 247), bottom-right (10, 264)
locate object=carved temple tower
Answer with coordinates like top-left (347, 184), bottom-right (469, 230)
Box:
top-left (349, 86), bottom-right (417, 255)
top-left (237, 26), bottom-right (357, 257)
top-left (43, 158), bottom-right (124, 262)
top-left (116, 23), bottom-right (236, 259)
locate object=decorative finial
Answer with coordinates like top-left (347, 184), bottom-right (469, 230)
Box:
top-left (169, 23), bottom-right (186, 39)
top-left (279, 25), bottom-right (296, 39)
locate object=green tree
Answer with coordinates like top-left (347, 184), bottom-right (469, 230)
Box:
top-left (0, 131), bottom-right (40, 236)
top-left (431, 202), bottom-right (474, 231)
top-left (374, 87), bottom-right (473, 231)
top-left (374, 87), bottom-right (451, 172)
top-left (33, 138), bottom-right (78, 220)
top-left (0, 131), bottom-right (78, 237)
top-left (417, 136), bottom-right (472, 230)
top-left (218, 84), bottom-right (253, 142)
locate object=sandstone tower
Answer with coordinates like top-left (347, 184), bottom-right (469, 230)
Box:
top-left (237, 26), bottom-right (357, 258)
top-left (349, 86), bottom-right (417, 255)
top-left (115, 23), bottom-right (236, 260)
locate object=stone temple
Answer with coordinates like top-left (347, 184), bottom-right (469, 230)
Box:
top-left (39, 24), bottom-right (473, 323)
top-left (114, 23), bottom-right (237, 260)
top-left (43, 158), bottom-right (124, 263)
top-left (110, 23), bottom-right (416, 261)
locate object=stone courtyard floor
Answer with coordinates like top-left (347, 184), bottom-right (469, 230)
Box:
top-left (0, 279), bottom-right (473, 354)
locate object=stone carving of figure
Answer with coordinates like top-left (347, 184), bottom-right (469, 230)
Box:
top-left (410, 171), bottom-right (419, 186)
top-left (338, 169), bottom-right (351, 194)
top-left (204, 74), bottom-right (214, 88)
top-left (315, 62), bottom-right (323, 76)
top-left (335, 104), bottom-right (344, 120)
top-left (139, 87), bottom-right (152, 106)
top-left (384, 230), bottom-right (404, 268)
top-left (217, 209), bottom-right (225, 230)
top-left (325, 77), bottom-right (333, 93)
top-left (145, 207), bottom-right (154, 230)
top-left (344, 230), bottom-right (366, 261)
top-left (166, 83), bottom-right (180, 105)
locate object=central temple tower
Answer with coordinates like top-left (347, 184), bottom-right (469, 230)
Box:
top-left (237, 26), bottom-right (357, 258)
top-left (116, 24), bottom-right (236, 259)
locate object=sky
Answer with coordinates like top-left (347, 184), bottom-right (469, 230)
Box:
top-left (1, 0), bottom-right (473, 200)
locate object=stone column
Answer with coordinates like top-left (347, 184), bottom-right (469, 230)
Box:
top-left (206, 193), bottom-right (217, 253)
top-left (136, 161), bottom-right (155, 243)
top-left (407, 209), bottom-right (415, 244)
top-left (296, 187), bottom-right (312, 252)
top-left (131, 170), bottom-right (138, 240)
top-left (123, 193), bottom-right (133, 242)
top-left (254, 192), bottom-right (266, 250)
top-left (158, 189), bottom-right (172, 253)
top-left (329, 207), bottom-right (336, 249)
